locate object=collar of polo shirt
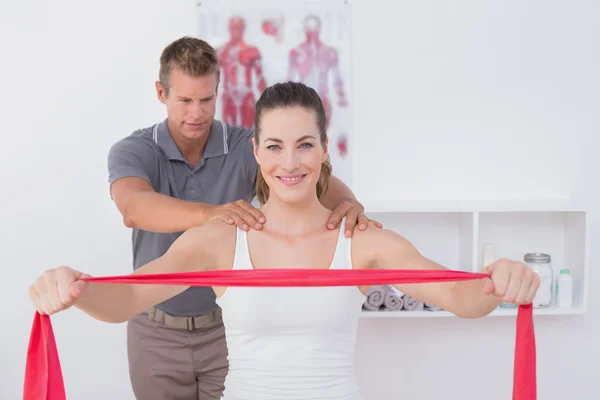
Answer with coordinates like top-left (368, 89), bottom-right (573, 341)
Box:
top-left (153, 118), bottom-right (229, 163)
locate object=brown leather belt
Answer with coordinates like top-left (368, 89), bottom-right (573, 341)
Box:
top-left (146, 306), bottom-right (222, 331)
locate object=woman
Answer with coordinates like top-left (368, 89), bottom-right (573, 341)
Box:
top-left (28, 81), bottom-right (539, 400)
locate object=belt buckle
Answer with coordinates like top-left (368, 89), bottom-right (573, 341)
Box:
top-left (186, 317), bottom-right (195, 331)
top-left (147, 307), bottom-right (157, 321)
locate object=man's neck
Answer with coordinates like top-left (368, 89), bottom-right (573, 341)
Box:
top-left (167, 119), bottom-right (210, 166)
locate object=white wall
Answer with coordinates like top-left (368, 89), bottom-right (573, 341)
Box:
top-left (1, 1), bottom-right (599, 399)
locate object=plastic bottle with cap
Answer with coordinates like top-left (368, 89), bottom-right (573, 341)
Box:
top-left (556, 269), bottom-right (573, 308)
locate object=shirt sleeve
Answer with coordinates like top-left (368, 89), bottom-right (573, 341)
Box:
top-left (107, 136), bottom-right (160, 195)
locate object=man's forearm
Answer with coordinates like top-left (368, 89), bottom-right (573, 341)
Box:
top-left (125, 191), bottom-right (214, 233)
top-left (320, 175), bottom-right (356, 209)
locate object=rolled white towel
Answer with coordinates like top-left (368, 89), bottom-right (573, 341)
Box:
top-left (363, 285), bottom-right (387, 311)
top-left (402, 295), bottom-right (425, 311)
top-left (424, 302), bottom-right (443, 311)
top-left (387, 285), bottom-right (404, 298)
top-left (383, 292), bottom-right (404, 311)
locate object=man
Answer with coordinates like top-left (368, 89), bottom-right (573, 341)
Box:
top-left (107, 36), bottom-right (379, 400)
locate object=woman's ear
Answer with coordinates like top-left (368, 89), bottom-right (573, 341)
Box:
top-left (321, 138), bottom-right (329, 163)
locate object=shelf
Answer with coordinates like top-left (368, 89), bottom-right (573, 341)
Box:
top-left (360, 305), bottom-right (585, 318)
top-left (360, 202), bottom-right (590, 318)
top-left (477, 210), bottom-right (589, 311)
top-left (364, 211), bottom-right (475, 272)
top-left (362, 198), bottom-right (585, 213)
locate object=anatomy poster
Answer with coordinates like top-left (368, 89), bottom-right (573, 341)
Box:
top-left (196, 0), bottom-right (353, 187)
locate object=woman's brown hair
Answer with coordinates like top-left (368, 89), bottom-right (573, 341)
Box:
top-left (253, 81), bottom-right (332, 205)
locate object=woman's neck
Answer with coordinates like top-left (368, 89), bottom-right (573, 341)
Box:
top-left (259, 195), bottom-right (331, 236)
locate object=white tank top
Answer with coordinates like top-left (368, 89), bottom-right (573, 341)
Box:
top-left (216, 218), bottom-right (366, 400)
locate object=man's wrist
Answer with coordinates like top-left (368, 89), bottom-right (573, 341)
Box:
top-left (195, 203), bottom-right (217, 226)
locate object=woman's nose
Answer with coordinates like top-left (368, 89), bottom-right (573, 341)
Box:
top-left (281, 149), bottom-right (299, 171)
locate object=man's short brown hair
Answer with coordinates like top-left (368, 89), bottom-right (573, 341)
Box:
top-left (159, 36), bottom-right (221, 95)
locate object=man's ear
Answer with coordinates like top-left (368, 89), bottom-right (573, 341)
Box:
top-left (155, 81), bottom-right (167, 104)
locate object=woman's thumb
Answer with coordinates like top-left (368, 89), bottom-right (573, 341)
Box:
top-left (70, 273), bottom-right (91, 298)
top-left (482, 277), bottom-right (495, 295)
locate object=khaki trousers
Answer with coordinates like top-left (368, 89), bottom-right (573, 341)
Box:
top-left (127, 307), bottom-right (229, 399)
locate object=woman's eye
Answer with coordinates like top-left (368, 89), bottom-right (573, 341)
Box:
top-left (266, 145), bottom-right (280, 150)
top-left (300, 143), bottom-right (313, 149)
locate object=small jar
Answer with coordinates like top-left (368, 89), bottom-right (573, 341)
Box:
top-left (524, 253), bottom-right (554, 308)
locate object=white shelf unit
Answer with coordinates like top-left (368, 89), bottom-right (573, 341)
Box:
top-left (359, 200), bottom-right (590, 318)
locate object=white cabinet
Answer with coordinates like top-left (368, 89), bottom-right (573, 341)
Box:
top-left (359, 200), bottom-right (589, 318)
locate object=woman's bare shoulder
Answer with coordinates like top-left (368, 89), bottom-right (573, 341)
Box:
top-left (351, 221), bottom-right (392, 243)
top-left (187, 218), bottom-right (237, 238)
top-left (353, 221), bottom-right (413, 243)
top-left (351, 222), bottom-right (415, 268)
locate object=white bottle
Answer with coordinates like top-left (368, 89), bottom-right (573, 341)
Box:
top-left (556, 269), bottom-right (573, 308)
top-left (483, 244), bottom-right (514, 309)
top-left (481, 243), bottom-right (495, 270)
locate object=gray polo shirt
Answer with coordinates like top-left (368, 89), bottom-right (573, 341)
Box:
top-left (107, 118), bottom-right (258, 316)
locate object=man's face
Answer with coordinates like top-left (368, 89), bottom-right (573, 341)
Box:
top-left (156, 67), bottom-right (218, 142)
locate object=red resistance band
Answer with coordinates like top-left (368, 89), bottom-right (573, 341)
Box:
top-left (23, 269), bottom-right (536, 400)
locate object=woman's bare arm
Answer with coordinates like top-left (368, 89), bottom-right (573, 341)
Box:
top-left (73, 220), bottom-right (235, 322)
top-left (352, 223), bottom-right (504, 318)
